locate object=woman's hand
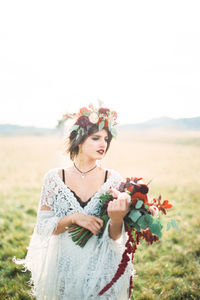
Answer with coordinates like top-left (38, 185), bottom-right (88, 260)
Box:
top-left (107, 193), bottom-right (131, 224)
top-left (71, 213), bottom-right (104, 235)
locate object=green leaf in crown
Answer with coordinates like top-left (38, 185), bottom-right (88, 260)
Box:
top-left (99, 120), bottom-right (105, 131)
top-left (70, 124), bottom-right (79, 132)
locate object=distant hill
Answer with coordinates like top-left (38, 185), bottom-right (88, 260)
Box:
top-left (1, 116), bottom-right (200, 135)
top-left (119, 116), bottom-right (200, 131)
top-left (0, 124), bottom-right (56, 135)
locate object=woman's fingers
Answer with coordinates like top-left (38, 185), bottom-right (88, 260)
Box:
top-left (108, 199), bottom-right (127, 211)
top-left (89, 223), bottom-right (101, 235)
top-left (74, 214), bottom-right (104, 235)
top-left (94, 216), bottom-right (104, 227)
top-left (87, 216), bottom-right (104, 235)
top-left (107, 198), bottom-right (130, 221)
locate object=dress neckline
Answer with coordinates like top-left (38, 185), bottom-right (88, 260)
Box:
top-left (68, 189), bottom-right (93, 207)
top-left (54, 168), bottom-right (111, 209)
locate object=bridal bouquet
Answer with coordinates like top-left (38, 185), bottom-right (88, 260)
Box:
top-left (68, 177), bottom-right (179, 296)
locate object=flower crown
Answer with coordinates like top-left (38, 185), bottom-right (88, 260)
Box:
top-left (58, 104), bottom-right (118, 139)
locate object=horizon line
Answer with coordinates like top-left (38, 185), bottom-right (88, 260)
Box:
top-left (0, 115), bottom-right (200, 129)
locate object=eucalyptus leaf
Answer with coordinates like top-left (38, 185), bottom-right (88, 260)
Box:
top-left (111, 127), bottom-right (117, 137)
top-left (128, 221), bottom-right (141, 232)
top-left (166, 221), bottom-right (171, 231)
top-left (80, 127), bottom-right (84, 136)
top-left (128, 210), bottom-right (142, 223)
top-left (134, 223), bottom-right (141, 232)
top-left (137, 215), bottom-right (147, 229)
top-left (70, 125), bottom-right (79, 132)
top-left (159, 219), bottom-right (164, 226)
top-left (99, 120), bottom-right (105, 131)
top-left (108, 120), bottom-right (112, 130)
top-left (83, 111), bottom-right (90, 116)
top-left (171, 218), bottom-right (179, 232)
top-left (149, 222), bottom-right (162, 238)
top-left (156, 218), bottom-right (163, 229)
top-left (145, 214), bottom-right (154, 225)
top-left (138, 214), bottom-right (153, 229)
top-left (135, 200), bottom-right (144, 209)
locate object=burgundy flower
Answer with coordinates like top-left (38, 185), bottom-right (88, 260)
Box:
top-left (127, 183), bottom-right (149, 195)
top-left (76, 116), bottom-right (90, 128)
top-left (98, 107), bottom-right (110, 116)
top-left (119, 182), bottom-right (126, 192)
top-left (119, 180), bottom-right (149, 195)
top-left (138, 184), bottom-right (149, 194)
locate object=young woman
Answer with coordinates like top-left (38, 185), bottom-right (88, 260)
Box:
top-left (15, 105), bottom-right (135, 299)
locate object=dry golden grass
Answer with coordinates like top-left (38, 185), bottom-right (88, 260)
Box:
top-left (106, 129), bottom-right (200, 186)
top-left (1, 129), bottom-right (200, 190)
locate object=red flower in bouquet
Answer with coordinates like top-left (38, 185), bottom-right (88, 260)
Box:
top-left (131, 192), bottom-right (148, 206)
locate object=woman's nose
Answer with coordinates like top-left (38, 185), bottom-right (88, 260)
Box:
top-left (99, 139), bottom-right (106, 148)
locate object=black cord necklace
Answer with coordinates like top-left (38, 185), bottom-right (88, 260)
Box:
top-left (73, 162), bottom-right (97, 179)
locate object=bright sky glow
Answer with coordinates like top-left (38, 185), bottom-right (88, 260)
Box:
top-left (0, 0), bottom-right (200, 128)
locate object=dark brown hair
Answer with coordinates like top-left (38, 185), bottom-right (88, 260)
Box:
top-left (66, 124), bottom-right (113, 160)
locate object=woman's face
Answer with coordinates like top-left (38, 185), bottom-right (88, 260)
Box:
top-left (79, 129), bottom-right (109, 161)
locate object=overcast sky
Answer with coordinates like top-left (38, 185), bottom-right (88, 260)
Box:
top-left (0, 0), bottom-right (200, 128)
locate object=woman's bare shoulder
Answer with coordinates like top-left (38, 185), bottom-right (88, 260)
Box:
top-left (57, 168), bottom-right (62, 179)
top-left (57, 166), bottom-right (74, 180)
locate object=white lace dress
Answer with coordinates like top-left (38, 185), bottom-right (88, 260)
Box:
top-left (15, 168), bottom-right (135, 300)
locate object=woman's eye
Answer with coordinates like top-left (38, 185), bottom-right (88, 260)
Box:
top-left (91, 137), bottom-right (108, 141)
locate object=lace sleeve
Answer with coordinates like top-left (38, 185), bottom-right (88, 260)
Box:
top-left (39, 170), bottom-right (57, 209)
top-left (36, 170), bottom-right (62, 236)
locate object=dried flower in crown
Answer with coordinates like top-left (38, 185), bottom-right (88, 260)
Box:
top-left (58, 103), bottom-right (118, 139)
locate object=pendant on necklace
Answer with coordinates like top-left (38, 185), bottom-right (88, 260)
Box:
top-left (81, 174), bottom-right (85, 179)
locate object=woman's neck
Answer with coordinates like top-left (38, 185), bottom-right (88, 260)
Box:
top-left (73, 156), bottom-right (97, 172)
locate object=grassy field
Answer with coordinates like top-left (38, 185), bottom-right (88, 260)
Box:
top-left (0, 130), bottom-right (200, 299)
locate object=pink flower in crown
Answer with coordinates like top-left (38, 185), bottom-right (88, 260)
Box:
top-left (149, 205), bottom-right (159, 217)
top-left (89, 112), bottom-right (99, 124)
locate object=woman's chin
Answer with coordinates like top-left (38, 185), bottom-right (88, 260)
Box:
top-left (96, 155), bottom-right (104, 160)
top-left (88, 155), bottom-right (103, 161)
top-left (89, 153), bottom-right (104, 161)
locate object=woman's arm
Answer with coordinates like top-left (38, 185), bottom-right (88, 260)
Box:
top-left (53, 212), bottom-right (104, 235)
top-left (108, 220), bottom-right (123, 240)
top-left (107, 197), bottom-right (130, 240)
top-left (53, 214), bottom-right (74, 235)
